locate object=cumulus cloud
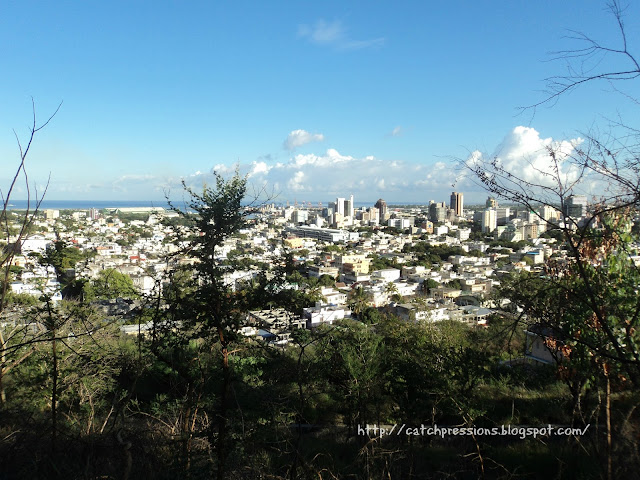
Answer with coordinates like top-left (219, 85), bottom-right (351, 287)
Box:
top-left (287, 171), bottom-right (306, 192)
top-left (283, 129), bottom-right (325, 151)
top-left (96, 126), bottom-right (594, 204)
top-left (247, 147), bottom-right (442, 199)
top-left (249, 161), bottom-right (271, 177)
top-left (298, 19), bottom-right (384, 50)
top-left (289, 148), bottom-right (355, 168)
top-left (253, 127), bottom-right (590, 202)
top-left (461, 126), bottom-right (583, 192)
top-left (496, 126), bottom-right (581, 184)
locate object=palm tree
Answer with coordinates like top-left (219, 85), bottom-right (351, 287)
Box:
top-left (348, 286), bottom-right (373, 318)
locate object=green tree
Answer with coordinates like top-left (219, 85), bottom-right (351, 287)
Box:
top-left (153, 171), bottom-right (261, 479)
top-left (422, 278), bottom-right (439, 295)
top-left (445, 278), bottom-right (463, 290)
top-left (317, 274), bottom-right (336, 287)
top-left (348, 286), bottom-right (373, 318)
top-left (83, 268), bottom-right (138, 301)
top-left (359, 306), bottom-right (384, 325)
top-left (316, 320), bottom-right (387, 438)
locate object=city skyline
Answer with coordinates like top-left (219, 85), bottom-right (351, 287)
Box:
top-left (1, 1), bottom-right (639, 204)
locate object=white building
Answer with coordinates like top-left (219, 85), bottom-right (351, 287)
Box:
top-left (371, 268), bottom-right (401, 283)
top-left (482, 209), bottom-right (497, 233)
top-left (303, 304), bottom-right (348, 328)
top-left (388, 218), bottom-right (411, 229)
top-left (21, 236), bottom-right (51, 255)
top-left (11, 279), bottom-right (62, 303)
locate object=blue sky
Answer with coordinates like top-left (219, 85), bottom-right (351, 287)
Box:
top-left (1, 1), bottom-right (639, 204)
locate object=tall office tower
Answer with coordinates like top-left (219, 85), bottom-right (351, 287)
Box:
top-left (344, 195), bottom-right (353, 219)
top-left (375, 198), bottom-right (388, 220)
top-left (496, 207), bottom-right (511, 226)
top-left (292, 209), bottom-right (308, 224)
top-left (429, 202), bottom-right (447, 223)
top-left (450, 191), bottom-right (463, 217)
top-left (482, 208), bottom-right (497, 233)
top-left (564, 195), bottom-right (587, 218)
top-left (486, 196), bottom-right (498, 209)
top-left (540, 205), bottom-right (558, 222)
top-left (336, 197), bottom-right (346, 217)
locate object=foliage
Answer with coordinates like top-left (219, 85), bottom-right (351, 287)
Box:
top-left (367, 253), bottom-right (396, 271)
top-left (42, 240), bottom-right (96, 284)
top-left (445, 278), bottom-right (463, 290)
top-left (5, 291), bottom-right (40, 306)
top-left (402, 242), bottom-right (467, 265)
top-left (347, 285), bottom-right (373, 318)
top-left (83, 268), bottom-right (138, 300)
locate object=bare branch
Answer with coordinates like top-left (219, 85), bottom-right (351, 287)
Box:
top-left (524, 0), bottom-right (639, 110)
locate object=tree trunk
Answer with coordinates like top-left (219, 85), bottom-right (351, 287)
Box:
top-left (217, 327), bottom-right (230, 480)
top-left (0, 366), bottom-right (5, 405)
top-left (182, 383), bottom-right (194, 476)
top-left (51, 328), bottom-right (58, 454)
top-left (606, 373), bottom-right (612, 480)
top-left (0, 329), bottom-right (6, 405)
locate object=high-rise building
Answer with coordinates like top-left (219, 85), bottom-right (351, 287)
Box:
top-left (429, 201), bottom-right (447, 223)
top-left (374, 198), bottom-right (388, 220)
top-left (540, 205), bottom-right (559, 222)
top-left (524, 223), bottom-right (539, 240)
top-left (564, 195), bottom-right (587, 218)
top-left (358, 208), bottom-right (379, 224)
top-left (344, 195), bottom-right (354, 220)
top-left (496, 207), bottom-right (511, 226)
top-left (450, 192), bottom-right (463, 217)
top-left (335, 197), bottom-right (346, 217)
top-left (482, 208), bottom-right (497, 233)
top-left (292, 209), bottom-right (308, 224)
top-left (486, 196), bottom-right (498, 209)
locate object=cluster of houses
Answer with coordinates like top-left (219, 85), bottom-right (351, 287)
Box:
top-left (2, 203), bottom-right (586, 364)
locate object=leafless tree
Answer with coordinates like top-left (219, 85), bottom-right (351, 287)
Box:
top-left (0, 100), bottom-right (61, 404)
top-left (527, 0), bottom-right (639, 111)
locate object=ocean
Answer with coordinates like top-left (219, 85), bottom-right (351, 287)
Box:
top-left (6, 200), bottom-right (170, 210)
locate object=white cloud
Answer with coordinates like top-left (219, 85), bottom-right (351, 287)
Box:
top-left (461, 126), bottom-right (584, 193)
top-left (283, 129), bottom-right (325, 151)
top-left (496, 126), bottom-right (582, 185)
top-left (241, 126), bottom-right (589, 203)
top-left (248, 147), bottom-right (438, 199)
top-left (298, 19), bottom-right (384, 51)
top-left (287, 171), bottom-right (306, 192)
top-left (390, 126), bottom-right (402, 137)
top-left (82, 126), bottom-right (594, 204)
top-left (213, 164), bottom-right (235, 174)
top-left (249, 161), bottom-right (271, 177)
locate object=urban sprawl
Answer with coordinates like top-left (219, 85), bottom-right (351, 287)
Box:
top-left (4, 191), bottom-right (607, 364)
